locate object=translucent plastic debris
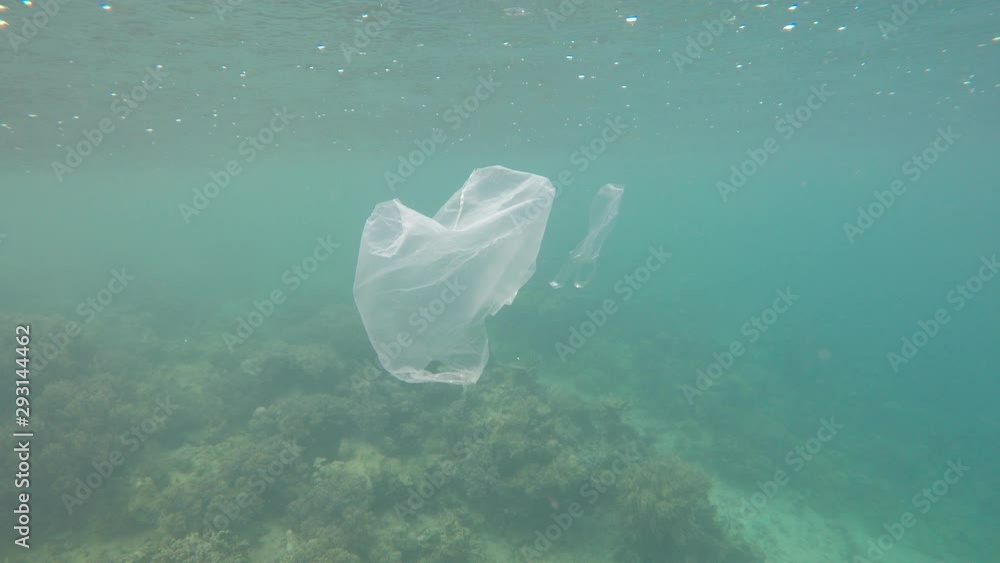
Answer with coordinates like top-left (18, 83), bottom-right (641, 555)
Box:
top-left (549, 184), bottom-right (624, 289)
top-left (354, 165), bottom-right (555, 385)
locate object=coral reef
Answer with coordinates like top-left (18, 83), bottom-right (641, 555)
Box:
top-left (614, 455), bottom-right (758, 563)
top-left (0, 308), bottom-right (758, 563)
top-left (120, 530), bottom-right (248, 563)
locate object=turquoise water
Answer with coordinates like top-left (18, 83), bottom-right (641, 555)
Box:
top-left (1, 0), bottom-right (997, 561)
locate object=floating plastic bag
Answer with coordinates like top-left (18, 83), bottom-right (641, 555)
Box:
top-left (549, 184), bottom-right (624, 289)
top-left (354, 165), bottom-right (555, 385)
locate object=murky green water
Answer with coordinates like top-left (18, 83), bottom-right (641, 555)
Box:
top-left (1, 1), bottom-right (997, 561)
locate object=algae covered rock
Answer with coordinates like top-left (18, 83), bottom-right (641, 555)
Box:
top-left (120, 530), bottom-right (248, 563)
top-left (615, 455), bottom-right (758, 562)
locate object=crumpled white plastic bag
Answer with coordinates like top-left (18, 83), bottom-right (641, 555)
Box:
top-left (353, 165), bottom-right (555, 384)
